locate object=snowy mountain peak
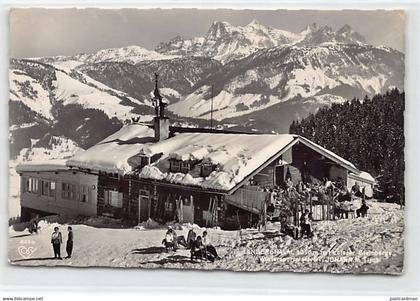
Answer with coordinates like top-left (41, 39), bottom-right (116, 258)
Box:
top-left (156, 20), bottom-right (369, 64)
top-left (37, 45), bottom-right (178, 70)
top-left (246, 19), bottom-right (264, 28)
top-left (77, 45), bottom-right (177, 64)
top-left (302, 22), bottom-right (320, 33)
top-left (336, 24), bottom-right (366, 44)
top-left (338, 24), bottom-right (352, 33)
top-left (207, 21), bottom-right (232, 38)
top-left (297, 23), bottom-right (366, 46)
top-left (156, 19), bottom-right (300, 63)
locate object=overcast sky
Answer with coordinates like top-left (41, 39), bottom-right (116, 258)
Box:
top-left (9, 8), bottom-right (405, 58)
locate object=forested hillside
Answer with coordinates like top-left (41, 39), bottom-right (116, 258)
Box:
top-left (290, 89), bottom-right (404, 203)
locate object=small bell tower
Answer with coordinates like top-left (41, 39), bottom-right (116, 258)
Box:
top-left (152, 73), bottom-right (169, 141)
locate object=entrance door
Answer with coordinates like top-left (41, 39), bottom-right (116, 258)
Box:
top-left (138, 190), bottom-right (150, 223)
top-left (275, 166), bottom-right (284, 186)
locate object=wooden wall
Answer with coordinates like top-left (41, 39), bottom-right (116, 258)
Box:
top-left (252, 160), bottom-right (276, 187)
top-left (97, 172), bottom-right (129, 218)
top-left (19, 170), bottom-right (98, 218)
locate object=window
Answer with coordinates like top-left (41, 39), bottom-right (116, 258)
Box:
top-left (62, 183), bottom-right (70, 200)
top-left (50, 182), bottom-right (56, 197)
top-left (181, 161), bottom-right (190, 173)
top-left (29, 179), bottom-right (56, 197)
top-left (41, 180), bottom-right (49, 196)
top-left (104, 190), bottom-right (123, 208)
top-left (80, 185), bottom-right (89, 203)
top-left (170, 160), bottom-right (191, 173)
top-left (25, 177), bottom-right (39, 194)
top-left (201, 163), bottom-right (215, 177)
top-left (62, 182), bottom-right (78, 201)
top-left (169, 160), bottom-right (181, 173)
top-left (139, 156), bottom-right (150, 168)
top-left (109, 173), bottom-right (119, 179)
top-left (62, 182), bottom-right (90, 202)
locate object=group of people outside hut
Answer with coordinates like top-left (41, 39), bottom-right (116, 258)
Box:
top-left (50, 226), bottom-right (73, 260)
top-left (162, 226), bottom-right (220, 262)
top-left (263, 176), bottom-right (371, 239)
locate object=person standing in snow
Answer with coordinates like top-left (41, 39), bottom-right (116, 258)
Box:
top-left (299, 209), bottom-right (313, 239)
top-left (351, 182), bottom-right (363, 198)
top-left (65, 226), bottom-right (73, 259)
top-left (51, 227), bottom-right (63, 259)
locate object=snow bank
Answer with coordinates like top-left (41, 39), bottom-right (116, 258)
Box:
top-left (134, 218), bottom-right (162, 230)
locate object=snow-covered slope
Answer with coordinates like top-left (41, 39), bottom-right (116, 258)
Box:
top-left (9, 59), bottom-right (154, 121)
top-left (9, 69), bottom-right (54, 120)
top-left (169, 43), bottom-right (404, 120)
top-left (53, 70), bottom-right (136, 120)
top-left (76, 56), bottom-right (222, 104)
top-left (8, 201), bottom-right (404, 274)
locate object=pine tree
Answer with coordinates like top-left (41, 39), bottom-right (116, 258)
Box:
top-left (289, 89), bottom-right (405, 204)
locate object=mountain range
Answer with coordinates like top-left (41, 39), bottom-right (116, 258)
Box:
top-left (9, 20), bottom-right (404, 158)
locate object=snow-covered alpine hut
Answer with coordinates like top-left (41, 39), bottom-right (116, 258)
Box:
top-left (131, 131), bottom-right (365, 229)
top-left (16, 73), bottom-right (373, 228)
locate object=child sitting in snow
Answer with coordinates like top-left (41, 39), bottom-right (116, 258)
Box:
top-left (202, 231), bottom-right (220, 260)
top-left (162, 228), bottom-right (176, 252)
top-left (186, 229), bottom-right (197, 249)
top-left (190, 236), bottom-right (215, 262)
top-left (356, 200), bottom-right (369, 218)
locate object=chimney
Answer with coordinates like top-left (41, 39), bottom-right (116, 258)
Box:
top-left (154, 116), bottom-right (170, 141)
top-left (151, 72), bottom-right (170, 141)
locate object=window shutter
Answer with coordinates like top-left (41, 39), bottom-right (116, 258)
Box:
top-left (104, 190), bottom-right (109, 205)
top-left (37, 179), bottom-right (41, 195)
top-left (110, 190), bottom-right (117, 207)
top-left (118, 192), bottom-right (123, 208)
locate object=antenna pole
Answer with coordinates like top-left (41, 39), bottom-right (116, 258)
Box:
top-left (210, 85), bottom-right (214, 129)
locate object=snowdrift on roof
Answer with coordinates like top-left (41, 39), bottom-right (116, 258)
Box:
top-left (139, 133), bottom-right (297, 191)
top-left (16, 159), bottom-right (69, 173)
top-left (66, 124), bottom-right (154, 174)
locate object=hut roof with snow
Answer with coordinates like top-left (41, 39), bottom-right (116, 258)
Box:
top-left (63, 120), bottom-right (365, 192)
top-left (16, 159), bottom-right (70, 173)
top-left (137, 132), bottom-right (360, 192)
top-left (66, 124), bottom-right (155, 174)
